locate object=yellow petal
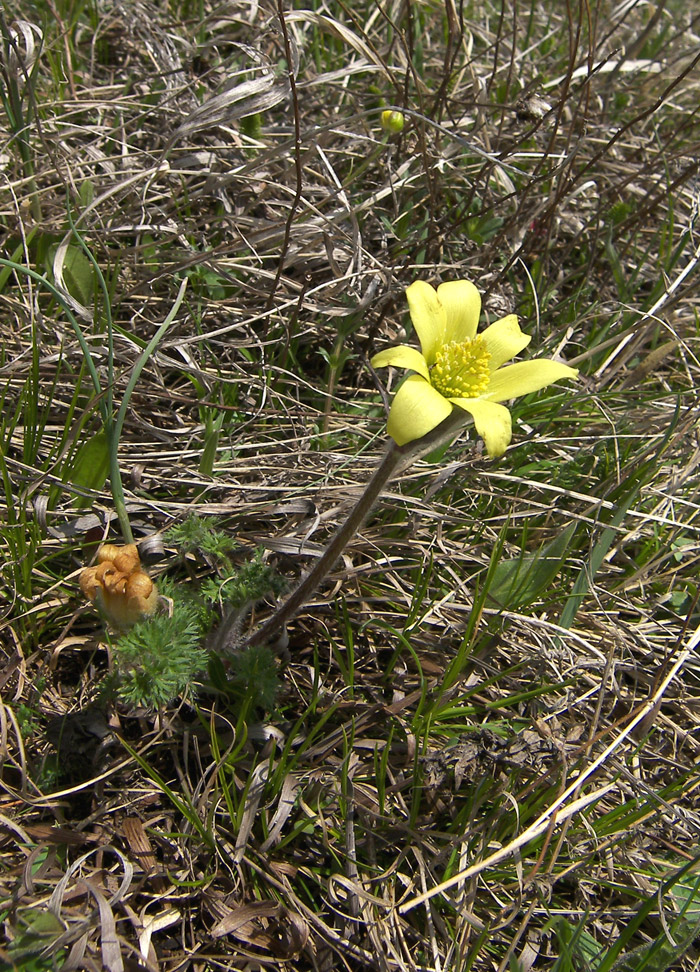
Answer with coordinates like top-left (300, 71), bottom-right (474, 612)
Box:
top-left (96, 544), bottom-right (121, 565)
top-left (386, 375), bottom-right (453, 446)
top-left (485, 359), bottom-right (578, 403)
top-left (481, 315), bottom-right (531, 370)
top-left (405, 280), bottom-right (445, 365)
top-left (437, 280), bottom-right (481, 343)
top-left (371, 345), bottom-right (430, 381)
top-left (126, 573), bottom-right (159, 617)
top-left (451, 398), bottom-right (513, 458)
top-left (97, 543), bottom-right (140, 572)
top-left (79, 566), bottom-right (100, 602)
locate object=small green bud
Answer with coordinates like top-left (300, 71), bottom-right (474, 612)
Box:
top-left (381, 110), bottom-right (405, 134)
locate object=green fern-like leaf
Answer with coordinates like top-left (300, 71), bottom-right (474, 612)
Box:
top-left (201, 555), bottom-right (287, 612)
top-left (228, 644), bottom-right (279, 711)
top-left (114, 601), bottom-right (207, 707)
top-left (166, 515), bottom-right (237, 561)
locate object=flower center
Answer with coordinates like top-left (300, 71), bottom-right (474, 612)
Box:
top-left (431, 337), bottom-right (492, 398)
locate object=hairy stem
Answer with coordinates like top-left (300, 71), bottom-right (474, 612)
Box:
top-left (245, 439), bottom-right (402, 648)
top-left (237, 410), bottom-right (470, 651)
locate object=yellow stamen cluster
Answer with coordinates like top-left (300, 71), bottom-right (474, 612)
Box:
top-left (431, 337), bottom-right (491, 399)
top-left (80, 543), bottom-right (158, 629)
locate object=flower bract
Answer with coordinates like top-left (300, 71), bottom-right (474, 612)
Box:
top-left (371, 279), bottom-right (578, 458)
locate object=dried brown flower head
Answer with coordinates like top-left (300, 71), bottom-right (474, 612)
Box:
top-left (80, 543), bottom-right (158, 628)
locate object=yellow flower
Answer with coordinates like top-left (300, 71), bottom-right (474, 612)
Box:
top-left (371, 279), bottom-right (578, 458)
top-left (381, 109), bottom-right (405, 134)
top-left (80, 543), bottom-right (158, 629)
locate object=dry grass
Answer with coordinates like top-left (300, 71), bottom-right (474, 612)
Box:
top-left (1, 0), bottom-right (700, 969)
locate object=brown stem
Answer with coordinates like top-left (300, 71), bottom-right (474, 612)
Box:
top-left (241, 410), bottom-right (471, 650)
top-left (244, 440), bottom-right (402, 648)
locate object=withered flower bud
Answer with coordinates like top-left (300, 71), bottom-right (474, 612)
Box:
top-left (80, 543), bottom-right (158, 628)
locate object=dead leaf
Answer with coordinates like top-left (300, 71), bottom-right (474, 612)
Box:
top-left (210, 900), bottom-right (308, 958)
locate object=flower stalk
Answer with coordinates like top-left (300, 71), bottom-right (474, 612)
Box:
top-left (242, 409), bottom-right (470, 650)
